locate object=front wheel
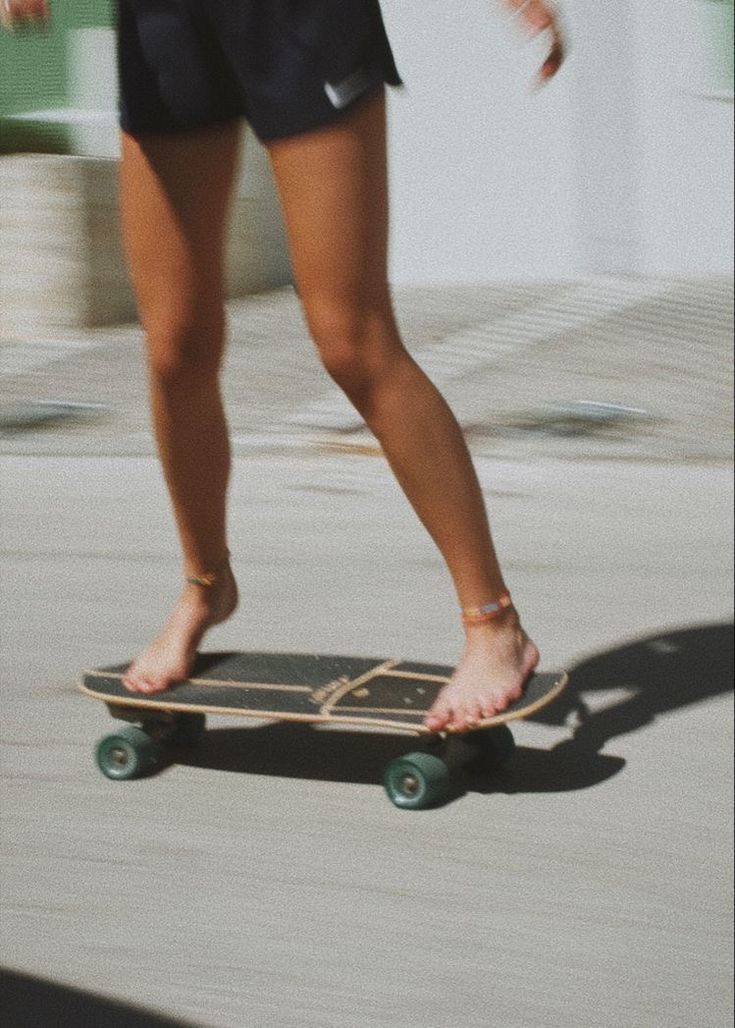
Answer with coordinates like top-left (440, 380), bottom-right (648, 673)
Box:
top-left (383, 751), bottom-right (451, 810)
top-left (96, 725), bottom-right (160, 780)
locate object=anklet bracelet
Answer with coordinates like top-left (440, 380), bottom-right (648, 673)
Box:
top-left (186, 549), bottom-right (230, 588)
top-left (462, 592), bottom-right (513, 626)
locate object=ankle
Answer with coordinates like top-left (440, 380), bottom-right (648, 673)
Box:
top-left (461, 591), bottom-right (513, 626)
top-left (184, 549), bottom-right (231, 588)
top-left (463, 605), bottom-right (520, 638)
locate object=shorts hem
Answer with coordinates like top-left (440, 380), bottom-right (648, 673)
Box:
top-left (254, 76), bottom-right (403, 144)
top-left (118, 112), bottom-right (244, 139)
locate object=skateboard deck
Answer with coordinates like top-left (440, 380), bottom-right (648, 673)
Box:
top-left (80, 652), bottom-right (568, 808)
top-left (81, 651), bottom-right (567, 733)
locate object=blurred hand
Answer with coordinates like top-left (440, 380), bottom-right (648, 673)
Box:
top-left (502, 0), bottom-right (566, 89)
top-left (0, 0), bottom-right (50, 31)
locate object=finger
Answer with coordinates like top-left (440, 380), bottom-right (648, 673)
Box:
top-left (1, 0), bottom-right (49, 27)
top-left (532, 54), bottom-right (563, 88)
top-left (531, 31), bottom-right (565, 88)
top-left (508, 0), bottom-right (555, 36)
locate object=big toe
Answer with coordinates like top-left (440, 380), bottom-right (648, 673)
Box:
top-left (122, 667), bottom-right (152, 693)
top-left (122, 663), bottom-right (172, 694)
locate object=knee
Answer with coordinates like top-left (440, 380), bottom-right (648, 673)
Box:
top-left (145, 308), bottom-right (226, 384)
top-left (305, 297), bottom-right (400, 395)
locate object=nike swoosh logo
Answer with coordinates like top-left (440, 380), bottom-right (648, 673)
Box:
top-left (324, 66), bottom-right (374, 109)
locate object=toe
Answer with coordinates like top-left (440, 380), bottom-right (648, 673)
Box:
top-left (494, 685), bottom-right (523, 715)
top-left (453, 699), bottom-right (483, 733)
top-left (481, 696), bottom-right (500, 719)
top-left (450, 708), bottom-right (469, 733)
top-left (464, 700), bottom-right (484, 731)
top-left (424, 703), bottom-right (452, 732)
top-left (132, 676), bottom-right (156, 694)
top-left (481, 684), bottom-right (522, 720)
top-left (141, 676), bottom-right (171, 695)
top-left (124, 669), bottom-right (166, 695)
top-left (122, 668), bottom-right (144, 693)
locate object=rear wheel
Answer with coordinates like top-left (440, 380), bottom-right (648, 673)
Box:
top-left (471, 725), bottom-right (516, 772)
top-left (170, 712), bottom-right (206, 746)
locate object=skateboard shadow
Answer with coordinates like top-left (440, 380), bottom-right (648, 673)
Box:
top-left (175, 620), bottom-right (733, 805)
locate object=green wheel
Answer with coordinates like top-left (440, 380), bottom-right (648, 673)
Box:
top-left (95, 725), bottom-right (160, 781)
top-left (473, 725), bottom-right (516, 771)
top-left (170, 712), bottom-right (206, 746)
top-left (383, 751), bottom-right (451, 810)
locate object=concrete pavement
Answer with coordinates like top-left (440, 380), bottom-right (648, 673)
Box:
top-left (0, 276), bottom-right (733, 1027)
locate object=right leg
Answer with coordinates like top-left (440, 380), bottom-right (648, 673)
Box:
top-left (119, 123), bottom-right (241, 693)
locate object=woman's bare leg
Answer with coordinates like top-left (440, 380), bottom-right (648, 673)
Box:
top-left (119, 123), bottom-right (240, 693)
top-left (267, 90), bottom-right (539, 731)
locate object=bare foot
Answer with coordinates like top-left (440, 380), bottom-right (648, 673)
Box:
top-left (122, 561), bottom-right (238, 694)
top-left (424, 608), bottom-right (540, 732)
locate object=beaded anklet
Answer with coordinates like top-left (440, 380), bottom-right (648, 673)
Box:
top-left (461, 592), bottom-right (513, 626)
top-left (185, 550), bottom-right (230, 588)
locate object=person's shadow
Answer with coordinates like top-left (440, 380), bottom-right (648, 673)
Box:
top-left (489, 619), bottom-right (733, 797)
top-left (0, 968), bottom-right (197, 1028)
top-left (176, 621), bottom-right (732, 804)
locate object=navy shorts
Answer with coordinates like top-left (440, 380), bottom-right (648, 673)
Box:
top-left (117, 0), bottom-right (403, 142)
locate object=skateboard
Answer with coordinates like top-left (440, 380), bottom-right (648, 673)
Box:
top-left (80, 652), bottom-right (568, 809)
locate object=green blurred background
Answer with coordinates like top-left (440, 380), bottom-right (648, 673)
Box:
top-left (0, 0), bottom-right (113, 153)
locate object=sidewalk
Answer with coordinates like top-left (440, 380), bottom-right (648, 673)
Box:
top-left (1, 274), bottom-right (732, 464)
top-left (1, 274), bottom-right (733, 1028)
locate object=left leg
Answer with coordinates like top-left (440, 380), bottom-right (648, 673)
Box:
top-left (266, 90), bottom-right (539, 731)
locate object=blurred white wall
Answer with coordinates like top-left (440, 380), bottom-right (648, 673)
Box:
top-left (382, 0), bottom-right (733, 284)
top-left (68, 28), bottom-right (119, 158)
top-left (632, 0), bottom-right (734, 275)
top-left (383, 0), bottom-right (579, 284)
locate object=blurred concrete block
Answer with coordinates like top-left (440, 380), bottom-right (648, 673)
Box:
top-left (0, 155), bottom-right (132, 339)
top-left (68, 28), bottom-right (120, 159)
top-left (1, 23), bottom-right (290, 340)
top-left (0, 141), bottom-right (291, 341)
top-left (228, 133), bottom-right (293, 298)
